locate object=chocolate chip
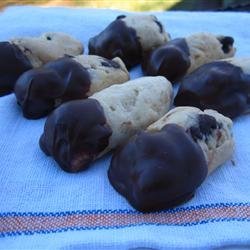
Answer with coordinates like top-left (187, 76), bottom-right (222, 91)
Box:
top-left (174, 61), bottom-right (250, 119)
top-left (218, 122), bottom-right (223, 129)
top-left (199, 114), bottom-right (217, 132)
top-left (142, 38), bottom-right (190, 83)
top-left (116, 15), bottom-right (126, 19)
top-left (40, 99), bottom-right (112, 172)
top-left (101, 58), bottom-right (120, 68)
top-left (188, 114), bottom-right (217, 142)
top-left (217, 36), bottom-right (234, 54)
top-left (188, 126), bottom-right (202, 142)
top-left (0, 42), bottom-right (32, 96)
top-left (154, 20), bottom-right (163, 33)
top-left (14, 57), bottom-right (91, 119)
top-left (108, 124), bottom-right (207, 212)
top-left (88, 18), bottom-right (142, 69)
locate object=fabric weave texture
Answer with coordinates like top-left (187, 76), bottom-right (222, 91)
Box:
top-left (0, 6), bottom-right (250, 250)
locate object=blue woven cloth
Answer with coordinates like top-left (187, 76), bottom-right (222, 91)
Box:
top-left (0, 6), bottom-right (250, 250)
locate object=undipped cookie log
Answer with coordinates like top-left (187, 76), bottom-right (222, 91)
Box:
top-left (174, 58), bottom-right (250, 119)
top-left (108, 107), bottom-right (233, 212)
top-left (0, 32), bottom-right (83, 96)
top-left (40, 76), bottom-right (173, 173)
top-left (142, 33), bottom-right (235, 82)
top-left (14, 55), bottom-right (129, 119)
top-left (88, 14), bottom-right (170, 69)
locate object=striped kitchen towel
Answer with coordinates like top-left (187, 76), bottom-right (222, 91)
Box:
top-left (0, 6), bottom-right (250, 250)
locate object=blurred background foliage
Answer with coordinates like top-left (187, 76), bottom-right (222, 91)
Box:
top-left (0, 0), bottom-right (249, 11)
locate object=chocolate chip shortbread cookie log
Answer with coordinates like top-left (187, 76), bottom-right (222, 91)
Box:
top-left (14, 55), bottom-right (129, 119)
top-left (108, 107), bottom-right (233, 212)
top-left (148, 107), bottom-right (234, 174)
top-left (89, 15), bottom-right (170, 69)
top-left (0, 32), bottom-right (83, 96)
top-left (174, 58), bottom-right (250, 118)
top-left (73, 55), bottom-right (128, 94)
top-left (40, 76), bottom-right (173, 172)
top-left (11, 32), bottom-right (83, 67)
top-left (142, 33), bottom-right (235, 82)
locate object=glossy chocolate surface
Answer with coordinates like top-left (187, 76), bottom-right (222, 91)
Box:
top-left (88, 16), bottom-right (142, 69)
top-left (108, 124), bottom-right (207, 212)
top-left (0, 42), bottom-right (32, 96)
top-left (142, 38), bottom-right (190, 83)
top-left (174, 61), bottom-right (250, 119)
top-left (14, 58), bottom-right (91, 119)
top-left (39, 99), bottom-right (112, 173)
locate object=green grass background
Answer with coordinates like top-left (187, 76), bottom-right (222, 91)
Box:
top-left (0, 0), bottom-right (247, 11)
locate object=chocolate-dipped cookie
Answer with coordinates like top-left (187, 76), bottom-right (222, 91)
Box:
top-left (40, 98), bottom-right (112, 172)
top-left (0, 32), bottom-right (83, 96)
top-left (14, 55), bottom-right (129, 119)
top-left (0, 42), bottom-right (32, 96)
top-left (174, 59), bottom-right (250, 118)
top-left (40, 76), bottom-right (173, 172)
top-left (142, 33), bottom-right (235, 83)
top-left (88, 15), bottom-right (170, 69)
top-left (108, 124), bottom-right (208, 212)
top-left (108, 107), bottom-right (233, 212)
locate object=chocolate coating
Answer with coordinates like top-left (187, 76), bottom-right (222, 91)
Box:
top-left (142, 38), bottom-right (190, 83)
top-left (39, 99), bottom-right (112, 173)
top-left (14, 58), bottom-right (91, 119)
top-left (0, 42), bottom-right (32, 96)
top-left (88, 17), bottom-right (142, 69)
top-left (108, 124), bottom-right (207, 212)
top-left (174, 61), bottom-right (250, 119)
